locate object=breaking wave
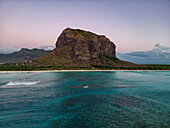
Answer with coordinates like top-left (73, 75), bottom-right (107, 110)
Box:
top-left (1, 81), bottom-right (40, 88)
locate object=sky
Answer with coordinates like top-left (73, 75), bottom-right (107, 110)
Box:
top-left (117, 43), bottom-right (170, 64)
top-left (0, 0), bottom-right (170, 53)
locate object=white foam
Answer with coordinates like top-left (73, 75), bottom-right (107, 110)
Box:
top-left (84, 86), bottom-right (89, 88)
top-left (1, 81), bottom-right (40, 88)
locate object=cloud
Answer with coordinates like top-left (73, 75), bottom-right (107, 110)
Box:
top-left (154, 43), bottom-right (163, 48)
top-left (117, 43), bottom-right (170, 64)
top-left (0, 47), bottom-right (21, 54)
top-left (39, 45), bottom-right (55, 50)
top-left (153, 43), bottom-right (170, 53)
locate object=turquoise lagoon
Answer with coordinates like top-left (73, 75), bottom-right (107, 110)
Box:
top-left (0, 71), bottom-right (170, 128)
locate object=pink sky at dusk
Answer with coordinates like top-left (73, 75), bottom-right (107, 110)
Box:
top-left (0, 0), bottom-right (170, 53)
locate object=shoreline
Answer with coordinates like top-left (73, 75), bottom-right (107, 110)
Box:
top-left (0, 69), bottom-right (170, 73)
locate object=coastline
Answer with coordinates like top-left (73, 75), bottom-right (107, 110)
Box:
top-left (0, 69), bottom-right (170, 73)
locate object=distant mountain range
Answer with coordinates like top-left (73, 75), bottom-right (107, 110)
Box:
top-left (0, 48), bottom-right (51, 63)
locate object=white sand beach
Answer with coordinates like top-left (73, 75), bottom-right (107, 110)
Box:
top-left (0, 69), bottom-right (170, 73)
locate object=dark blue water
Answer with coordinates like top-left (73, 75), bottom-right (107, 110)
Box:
top-left (0, 71), bottom-right (170, 128)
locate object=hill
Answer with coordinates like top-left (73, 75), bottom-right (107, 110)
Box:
top-left (0, 48), bottom-right (50, 63)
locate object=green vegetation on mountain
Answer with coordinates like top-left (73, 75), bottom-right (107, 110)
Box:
top-left (69, 28), bottom-right (100, 39)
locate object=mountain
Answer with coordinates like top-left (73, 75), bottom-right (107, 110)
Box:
top-left (0, 48), bottom-right (50, 63)
top-left (30, 28), bottom-right (138, 68)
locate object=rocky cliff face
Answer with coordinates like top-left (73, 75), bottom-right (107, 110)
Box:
top-left (55, 28), bottom-right (116, 61)
top-left (32, 28), bottom-right (137, 67)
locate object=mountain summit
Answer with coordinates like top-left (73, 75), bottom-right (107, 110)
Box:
top-left (32, 28), bottom-right (137, 68)
top-left (56, 28), bottom-right (116, 59)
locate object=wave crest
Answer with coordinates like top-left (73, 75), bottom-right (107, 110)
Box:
top-left (1, 81), bottom-right (40, 88)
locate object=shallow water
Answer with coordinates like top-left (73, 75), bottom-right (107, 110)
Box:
top-left (0, 71), bottom-right (170, 128)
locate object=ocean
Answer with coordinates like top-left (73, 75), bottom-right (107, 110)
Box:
top-left (0, 71), bottom-right (170, 128)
